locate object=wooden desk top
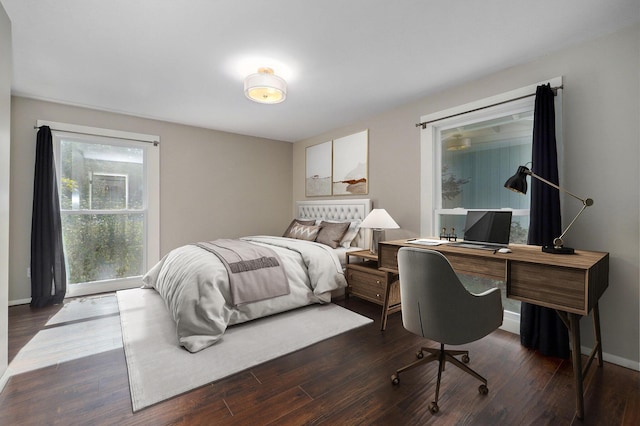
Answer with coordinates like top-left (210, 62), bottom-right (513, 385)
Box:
top-left (378, 240), bottom-right (609, 316)
top-left (381, 239), bottom-right (608, 269)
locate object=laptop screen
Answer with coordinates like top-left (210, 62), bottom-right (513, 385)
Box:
top-left (463, 210), bottom-right (512, 245)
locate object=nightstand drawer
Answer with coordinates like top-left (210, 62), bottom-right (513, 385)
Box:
top-left (347, 267), bottom-right (386, 304)
top-left (346, 265), bottom-right (400, 307)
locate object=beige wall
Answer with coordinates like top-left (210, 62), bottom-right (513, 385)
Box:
top-left (9, 97), bottom-right (293, 302)
top-left (0, 3), bottom-right (12, 382)
top-left (294, 25), bottom-right (640, 368)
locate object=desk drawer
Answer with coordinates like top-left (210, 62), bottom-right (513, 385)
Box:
top-left (446, 253), bottom-right (506, 281)
top-left (508, 262), bottom-right (586, 314)
top-left (379, 243), bottom-right (505, 282)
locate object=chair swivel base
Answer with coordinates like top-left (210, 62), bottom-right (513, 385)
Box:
top-left (391, 344), bottom-right (489, 414)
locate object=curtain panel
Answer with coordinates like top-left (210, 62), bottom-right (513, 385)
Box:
top-left (519, 84), bottom-right (569, 358)
top-left (30, 125), bottom-right (66, 307)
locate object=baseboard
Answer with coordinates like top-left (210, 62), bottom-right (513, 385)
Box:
top-left (499, 310), bottom-right (520, 335)
top-left (0, 368), bottom-right (9, 394)
top-left (586, 346), bottom-right (640, 372)
top-left (8, 298), bottom-right (30, 306)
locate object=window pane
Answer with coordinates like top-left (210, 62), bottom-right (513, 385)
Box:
top-left (439, 213), bottom-right (528, 244)
top-left (441, 113), bottom-right (533, 211)
top-left (439, 110), bottom-right (533, 244)
top-left (61, 213), bottom-right (144, 284)
top-left (56, 133), bottom-right (149, 287)
top-left (59, 140), bottom-right (143, 211)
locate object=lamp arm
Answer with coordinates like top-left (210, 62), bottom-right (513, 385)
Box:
top-left (528, 171), bottom-right (589, 204)
top-left (554, 203), bottom-right (589, 247)
top-left (527, 170), bottom-right (594, 248)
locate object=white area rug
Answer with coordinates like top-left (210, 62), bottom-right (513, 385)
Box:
top-left (116, 288), bottom-right (373, 412)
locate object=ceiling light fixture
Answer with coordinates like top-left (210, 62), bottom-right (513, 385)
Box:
top-left (244, 67), bottom-right (287, 104)
top-left (445, 134), bottom-right (471, 151)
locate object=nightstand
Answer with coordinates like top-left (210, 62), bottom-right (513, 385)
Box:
top-left (345, 249), bottom-right (401, 330)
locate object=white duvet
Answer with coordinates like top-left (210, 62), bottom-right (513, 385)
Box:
top-left (142, 236), bottom-right (347, 352)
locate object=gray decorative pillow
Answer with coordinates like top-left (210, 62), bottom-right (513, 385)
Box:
top-left (315, 221), bottom-right (350, 249)
top-left (283, 219), bottom-right (316, 237)
top-left (287, 223), bottom-right (321, 241)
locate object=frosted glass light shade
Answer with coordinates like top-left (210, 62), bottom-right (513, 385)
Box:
top-left (359, 209), bottom-right (400, 230)
top-left (244, 67), bottom-right (287, 104)
top-left (445, 135), bottom-right (471, 151)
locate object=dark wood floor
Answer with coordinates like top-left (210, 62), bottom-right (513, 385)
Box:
top-left (1, 296), bottom-right (639, 425)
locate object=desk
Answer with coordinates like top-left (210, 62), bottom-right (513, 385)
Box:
top-left (378, 240), bottom-right (609, 420)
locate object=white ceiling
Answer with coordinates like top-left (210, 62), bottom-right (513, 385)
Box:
top-left (2, 0), bottom-right (639, 142)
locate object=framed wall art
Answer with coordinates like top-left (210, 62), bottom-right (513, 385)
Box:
top-left (305, 140), bottom-right (332, 196)
top-left (332, 130), bottom-right (368, 195)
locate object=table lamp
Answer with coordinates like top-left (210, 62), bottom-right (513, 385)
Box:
top-left (359, 209), bottom-right (400, 254)
top-left (504, 165), bottom-right (593, 254)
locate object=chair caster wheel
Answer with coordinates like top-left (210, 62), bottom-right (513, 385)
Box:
top-left (428, 401), bottom-right (439, 413)
top-left (478, 384), bottom-right (489, 395)
top-left (391, 374), bottom-right (399, 385)
top-left (416, 351), bottom-right (424, 359)
top-left (462, 354), bottom-right (470, 363)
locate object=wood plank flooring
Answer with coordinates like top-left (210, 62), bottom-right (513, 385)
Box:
top-left (1, 295), bottom-right (639, 425)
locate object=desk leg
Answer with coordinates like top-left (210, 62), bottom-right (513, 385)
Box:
top-left (380, 271), bottom-right (393, 331)
top-left (569, 313), bottom-right (585, 420)
top-left (593, 303), bottom-right (603, 367)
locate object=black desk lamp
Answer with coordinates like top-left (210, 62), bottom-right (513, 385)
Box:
top-left (504, 165), bottom-right (593, 254)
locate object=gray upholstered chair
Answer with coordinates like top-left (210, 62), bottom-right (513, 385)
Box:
top-left (391, 247), bottom-right (503, 414)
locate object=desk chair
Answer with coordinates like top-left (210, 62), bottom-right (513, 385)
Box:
top-left (391, 247), bottom-right (503, 414)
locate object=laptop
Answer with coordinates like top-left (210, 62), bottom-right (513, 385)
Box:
top-left (450, 210), bottom-right (512, 250)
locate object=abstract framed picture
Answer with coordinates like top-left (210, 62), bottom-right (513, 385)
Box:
top-left (332, 130), bottom-right (368, 195)
top-left (305, 141), bottom-right (332, 196)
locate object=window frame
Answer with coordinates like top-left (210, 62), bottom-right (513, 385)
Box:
top-left (419, 77), bottom-right (563, 237)
top-left (418, 78), bottom-right (563, 335)
top-left (432, 97), bottom-right (536, 238)
top-left (39, 120), bottom-right (160, 297)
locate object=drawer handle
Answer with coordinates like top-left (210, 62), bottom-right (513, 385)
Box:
top-left (376, 280), bottom-right (380, 284)
top-left (376, 293), bottom-right (381, 298)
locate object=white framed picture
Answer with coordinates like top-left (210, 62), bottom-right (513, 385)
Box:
top-left (332, 130), bottom-right (368, 195)
top-left (305, 140), bottom-right (332, 196)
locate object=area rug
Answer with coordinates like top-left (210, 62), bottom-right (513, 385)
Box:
top-left (116, 288), bottom-right (373, 411)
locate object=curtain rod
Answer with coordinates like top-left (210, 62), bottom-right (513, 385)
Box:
top-left (34, 125), bottom-right (160, 146)
top-left (415, 85), bottom-right (563, 129)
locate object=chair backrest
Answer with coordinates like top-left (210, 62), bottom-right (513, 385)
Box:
top-left (397, 247), bottom-right (503, 345)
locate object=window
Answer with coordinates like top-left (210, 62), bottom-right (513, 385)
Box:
top-left (44, 121), bottom-right (160, 297)
top-left (419, 78), bottom-right (563, 334)
top-left (437, 107), bottom-right (534, 243)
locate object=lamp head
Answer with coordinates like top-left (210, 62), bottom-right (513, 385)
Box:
top-left (504, 165), bottom-right (531, 194)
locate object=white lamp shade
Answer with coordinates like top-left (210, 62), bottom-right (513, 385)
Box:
top-left (359, 209), bottom-right (400, 230)
top-left (244, 67), bottom-right (287, 104)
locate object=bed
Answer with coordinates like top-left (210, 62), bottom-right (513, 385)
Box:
top-left (142, 199), bottom-right (372, 352)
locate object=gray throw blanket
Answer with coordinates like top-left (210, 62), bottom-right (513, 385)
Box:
top-left (194, 239), bottom-right (289, 306)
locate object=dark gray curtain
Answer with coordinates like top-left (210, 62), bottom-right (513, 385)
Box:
top-left (30, 125), bottom-right (66, 307)
top-left (519, 84), bottom-right (569, 358)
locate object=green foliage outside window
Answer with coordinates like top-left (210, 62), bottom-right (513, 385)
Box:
top-left (61, 213), bottom-right (144, 284)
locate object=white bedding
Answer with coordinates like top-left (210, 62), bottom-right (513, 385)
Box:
top-left (142, 236), bottom-right (347, 352)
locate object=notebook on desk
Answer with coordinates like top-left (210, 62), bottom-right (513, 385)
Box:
top-left (449, 210), bottom-right (512, 250)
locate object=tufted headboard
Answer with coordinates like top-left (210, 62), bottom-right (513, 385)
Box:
top-left (296, 199), bottom-right (372, 249)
